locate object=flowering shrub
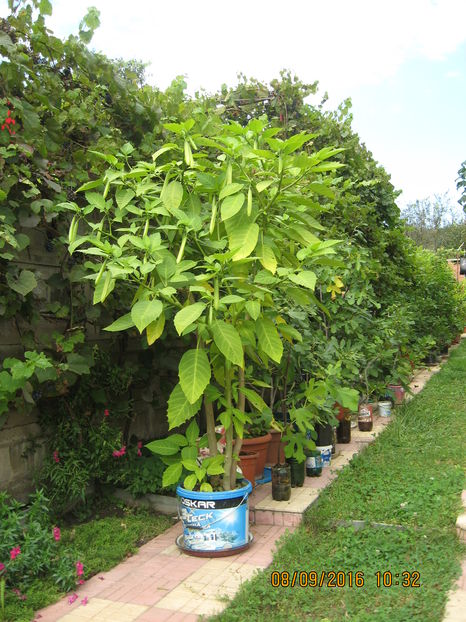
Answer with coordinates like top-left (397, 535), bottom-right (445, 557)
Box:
top-left (1, 102), bottom-right (16, 136)
top-left (0, 491), bottom-right (81, 596)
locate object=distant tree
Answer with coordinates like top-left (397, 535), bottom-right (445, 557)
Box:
top-left (457, 160), bottom-right (466, 212)
top-left (402, 194), bottom-right (465, 251)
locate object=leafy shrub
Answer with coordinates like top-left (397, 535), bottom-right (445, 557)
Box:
top-left (0, 490), bottom-right (80, 593)
top-left (38, 413), bottom-right (124, 513)
top-left (107, 453), bottom-right (174, 497)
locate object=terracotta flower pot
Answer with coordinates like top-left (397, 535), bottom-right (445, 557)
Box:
top-left (266, 429), bottom-right (285, 465)
top-left (239, 451), bottom-right (259, 487)
top-left (387, 384), bottom-right (405, 405)
top-left (241, 433), bottom-right (272, 478)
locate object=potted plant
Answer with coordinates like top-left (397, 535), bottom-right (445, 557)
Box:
top-left (241, 409), bottom-right (273, 480)
top-left (63, 118), bottom-right (343, 553)
top-left (281, 377), bottom-right (329, 484)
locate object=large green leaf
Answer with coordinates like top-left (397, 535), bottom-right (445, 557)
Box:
top-left (185, 420), bottom-right (200, 446)
top-left (167, 383), bottom-right (202, 429)
top-left (161, 180), bottom-right (183, 212)
top-left (256, 318), bottom-right (283, 363)
top-left (146, 313), bottom-right (165, 345)
top-left (104, 313), bottom-right (135, 332)
top-left (163, 463), bottom-right (183, 487)
top-left (239, 387), bottom-right (268, 412)
top-left (155, 253), bottom-right (177, 282)
top-left (288, 271), bottom-right (317, 290)
top-left (245, 300), bottom-right (260, 321)
top-left (174, 302), bottom-right (206, 335)
top-left (282, 132), bottom-right (316, 154)
top-left (145, 435), bottom-right (186, 456)
top-left (226, 220), bottom-right (259, 261)
top-left (131, 299), bottom-right (163, 333)
top-left (93, 272), bottom-right (115, 304)
top-left (115, 188), bottom-right (135, 209)
top-left (85, 191), bottom-right (106, 211)
top-left (211, 320), bottom-right (244, 367)
top-left (219, 183), bottom-right (243, 200)
top-left (221, 193), bottom-right (244, 221)
top-left (7, 270), bottom-right (37, 296)
top-left (66, 353), bottom-right (91, 375)
top-left (183, 474), bottom-right (198, 490)
top-left (179, 348), bottom-right (211, 404)
top-left (257, 243), bottom-right (277, 274)
top-left (256, 180), bottom-right (273, 193)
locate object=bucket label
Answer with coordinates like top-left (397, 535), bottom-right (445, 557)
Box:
top-left (316, 446), bottom-right (332, 466)
top-left (306, 454), bottom-right (323, 469)
top-left (179, 494), bottom-right (249, 552)
top-left (358, 406), bottom-right (372, 422)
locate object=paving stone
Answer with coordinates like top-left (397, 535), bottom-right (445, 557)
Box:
top-left (443, 589), bottom-right (466, 621)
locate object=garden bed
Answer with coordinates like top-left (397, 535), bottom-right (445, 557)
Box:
top-left (0, 499), bottom-right (172, 622)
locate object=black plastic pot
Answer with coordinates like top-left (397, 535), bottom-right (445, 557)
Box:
top-left (336, 417), bottom-right (351, 443)
top-left (316, 422), bottom-right (333, 446)
top-left (424, 351), bottom-right (439, 365)
top-left (287, 458), bottom-right (305, 487)
top-left (272, 463), bottom-right (291, 501)
top-left (460, 256), bottom-right (466, 275)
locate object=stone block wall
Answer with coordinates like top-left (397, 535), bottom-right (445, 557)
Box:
top-left (1, 229), bottom-right (173, 500)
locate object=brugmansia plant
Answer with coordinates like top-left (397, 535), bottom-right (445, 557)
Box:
top-left (62, 118), bottom-right (343, 491)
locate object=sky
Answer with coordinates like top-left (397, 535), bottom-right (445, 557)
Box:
top-left (2, 0), bottom-right (466, 213)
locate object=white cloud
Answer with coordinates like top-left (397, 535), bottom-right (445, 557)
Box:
top-left (446, 69), bottom-right (462, 78)
top-left (38, 0), bottom-right (466, 101)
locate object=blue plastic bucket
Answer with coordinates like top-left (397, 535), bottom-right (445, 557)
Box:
top-left (177, 480), bottom-right (252, 553)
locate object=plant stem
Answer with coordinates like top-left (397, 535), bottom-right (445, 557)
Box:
top-left (230, 367), bottom-right (245, 484)
top-left (223, 362), bottom-right (233, 491)
top-left (204, 397), bottom-right (218, 457)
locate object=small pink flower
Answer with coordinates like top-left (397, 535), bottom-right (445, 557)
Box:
top-left (53, 526), bottom-right (61, 542)
top-left (68, 593), bottom-right (78, 605)
top-left (137, 449), bottom-right (142, 457)
top-left (104, 409), bottom-right (109, 417)
top-left (76, 561), bottom-right (84, 576)
top-left (10, 547), bottom-right (21, 560)
top-left (81, 597), bottom-right (88, 606)
top-left (112, 445), bottom-right (126, 457)
top-left (77, 579), bottom-right (85, 585)
top-left (53, 450), bottom-right (60, 463)
top-left (0, 562), bottom-right (5, 573)
top-left (137, 441), bottom-right (143, 449)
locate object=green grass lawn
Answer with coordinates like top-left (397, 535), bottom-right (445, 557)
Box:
top-left (212, 341), bottom-right (466, 622)
top-left (1, 503), bottom-right (172, 622)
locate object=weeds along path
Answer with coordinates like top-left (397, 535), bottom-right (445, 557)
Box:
top-left (213, 341), bottom-right (466, 622)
